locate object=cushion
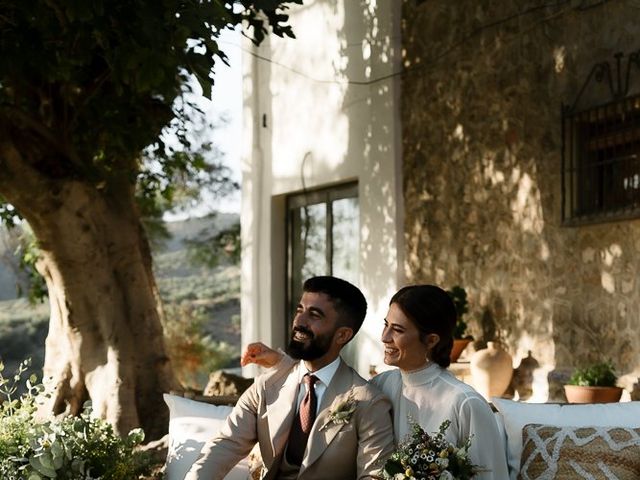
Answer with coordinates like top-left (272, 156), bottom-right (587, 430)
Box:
top-left (518, 424), bottom-right (640, 479)
top-left (492, 398), bottom-right (640, 479)
top-left (164, 393), bottom-right (250, 480)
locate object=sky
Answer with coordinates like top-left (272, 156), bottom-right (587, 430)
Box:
top-left (164, 28), bottom-right (242, 221)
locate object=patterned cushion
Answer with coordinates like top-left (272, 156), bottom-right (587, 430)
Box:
top-left (492, 398), bottom-right (640, 479)
top-left (518, 424), bottom-right (640, 480)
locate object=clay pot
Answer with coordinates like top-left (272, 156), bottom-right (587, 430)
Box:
top-left (450, 338), bottom-right (472, 363)
top-left (470, 341), bottom-right (513, 401)
top-left (563, 385), bottom-right (623, 404)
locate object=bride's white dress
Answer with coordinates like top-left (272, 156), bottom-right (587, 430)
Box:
top-left (370, 363), bottom-right (509, 480)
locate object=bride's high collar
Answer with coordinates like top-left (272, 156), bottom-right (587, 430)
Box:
top-left (399, 362), bottom-right (441, 387)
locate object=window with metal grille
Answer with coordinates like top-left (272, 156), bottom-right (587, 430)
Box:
top-left (562, 96), bottom-right (640, 225)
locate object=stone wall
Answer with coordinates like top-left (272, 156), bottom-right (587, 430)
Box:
top-left (401, 0), bottom-right (640, 399)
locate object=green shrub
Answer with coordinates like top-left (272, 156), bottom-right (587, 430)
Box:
top-left (447, 285), bottom-right (470, 339)
top-left (162, 303), bottom-right (237, 390)
top-left (0, 360), bottom-right (150, 479)
top-left (568, 360), bottom-right (618, 387)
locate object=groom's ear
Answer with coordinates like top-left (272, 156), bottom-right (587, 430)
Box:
top-left (334, 326), bottom-right (354, 346)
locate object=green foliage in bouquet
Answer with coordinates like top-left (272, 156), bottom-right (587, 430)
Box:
top-left (568, 360), bottom-right (617, 387)
top-left (0, 360), bottom-right (151, 479)
top-left (382, 419), bottom-right (478, 480)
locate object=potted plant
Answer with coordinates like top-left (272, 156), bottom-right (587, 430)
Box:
top-left (447, 285), bottom-right (473, 363)
top-left (564, 360), bottom-right (623, 403)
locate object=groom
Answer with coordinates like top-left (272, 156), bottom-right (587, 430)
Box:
top-left (185, 276), bottom-right (394, 480)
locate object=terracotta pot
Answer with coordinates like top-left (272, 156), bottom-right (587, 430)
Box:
top-left (470, 341), bottom-right (513, 401)
top-left (564, 385), bottom-right (623, 404)
top-left (450, 338), bottom-right (472, 363)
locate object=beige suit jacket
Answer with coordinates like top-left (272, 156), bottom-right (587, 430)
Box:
top-left (185, 358), bottom-right (394, 480)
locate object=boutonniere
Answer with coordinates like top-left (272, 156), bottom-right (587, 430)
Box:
top-left (322, 392), bottom-right (357, 430)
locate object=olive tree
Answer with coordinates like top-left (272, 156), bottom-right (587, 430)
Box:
top-left (0, 0), bottom-right (299, 439)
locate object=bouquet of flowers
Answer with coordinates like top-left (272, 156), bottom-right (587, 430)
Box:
top-left (381, 419), bottom-right (479, 480)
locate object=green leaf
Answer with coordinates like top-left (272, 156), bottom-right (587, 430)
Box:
top-left (51, 442), bottom-right (65, 469)
top-left (384, 459), bottom-right (405, 476)
top-left (40, 452), bottom-right (55, 471)
top-left (447, 285), bottom-right (470, 339)
top-left (29, 456), bottom-right (57, 478)
top-left (568, 361), bottom-right (617, 387)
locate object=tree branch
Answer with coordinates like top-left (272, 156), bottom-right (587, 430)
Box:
top-left (43, 0), bottom-right (67, 31)
top-left (0, 106), bottom-right (82, 169)
top-left (68, 70), bottom-right (111, 130)
top-left (0, 140), bottom-right (52, 214)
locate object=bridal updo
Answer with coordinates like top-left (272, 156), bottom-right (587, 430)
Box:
top-left (389, 285), bottom-right (457, 368)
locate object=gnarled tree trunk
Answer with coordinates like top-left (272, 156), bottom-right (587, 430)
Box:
top-left (0, 143), bottom-right (178, 439)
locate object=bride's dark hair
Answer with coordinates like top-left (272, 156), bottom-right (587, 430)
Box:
top-left (389, 285), bottom-right (456, 368)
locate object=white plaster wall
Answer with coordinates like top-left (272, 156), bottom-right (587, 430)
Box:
top-left (241, 0), bottom-right (404, 377)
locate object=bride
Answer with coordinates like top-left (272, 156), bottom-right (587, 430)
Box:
top-left (242, 284), bottom-right (508, 479)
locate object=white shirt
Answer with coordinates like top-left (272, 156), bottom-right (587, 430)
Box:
top-left (294, 357), bottom-right (340, 414)
top-left (370, 363), bottom-right (509, 480)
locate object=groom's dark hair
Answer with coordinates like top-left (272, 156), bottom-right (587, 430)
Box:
top-left (303, 276), bottom-right (367, 336)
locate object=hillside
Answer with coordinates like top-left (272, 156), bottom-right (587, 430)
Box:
top-left (0, 229), bottom-right (29, 301)
top-left (0, 213), bottom-right (241, 389)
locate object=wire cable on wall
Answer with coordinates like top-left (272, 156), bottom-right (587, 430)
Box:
top-left (219, 0), bottom-right (614, 87)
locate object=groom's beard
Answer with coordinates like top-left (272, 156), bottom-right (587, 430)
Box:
top-left (286, 326), bottom-right (334, 360)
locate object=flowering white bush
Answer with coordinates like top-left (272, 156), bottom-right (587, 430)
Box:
top-left (382, 419), bottom-right (478, 480)
top-left (0, 360), bottom-right (150, 479)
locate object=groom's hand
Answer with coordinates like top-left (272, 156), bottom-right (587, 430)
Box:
top-left (241, 342), bottom-right (282, 367)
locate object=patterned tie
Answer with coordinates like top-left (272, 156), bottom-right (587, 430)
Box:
top-left (286, 374), bottom-right (319, 465)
